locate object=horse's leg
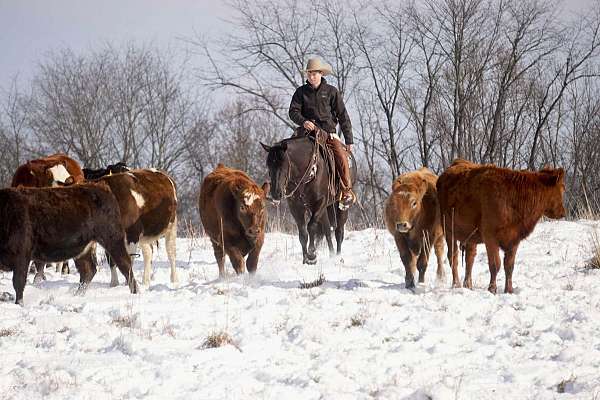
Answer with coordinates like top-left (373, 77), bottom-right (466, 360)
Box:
top-left (306, 203), bottom-right (327, 264)
top-left (289, 202), bottom-right (310, 264)
top-left (335, 208), bottom-right (349, 255)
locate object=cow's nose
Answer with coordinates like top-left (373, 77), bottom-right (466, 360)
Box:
top-left (247, 227), bottom-right (259, 237)
top-left (396, 222), bottom-right (411, 232)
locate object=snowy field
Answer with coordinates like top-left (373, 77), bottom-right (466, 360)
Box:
top-left (1, 219), bottom-right (600, 399)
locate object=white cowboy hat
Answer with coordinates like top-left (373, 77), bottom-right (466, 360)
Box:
top-left (303, 57), bottom-right (333, 76)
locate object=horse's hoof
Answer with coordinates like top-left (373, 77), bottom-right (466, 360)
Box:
top-left (75, 283), bottom-right (88, 296)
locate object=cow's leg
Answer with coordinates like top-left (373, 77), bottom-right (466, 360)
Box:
top-left (503, 244), bottom-right (519, 294)
top-left (13, 261), bottom-right (28, 306)
top-left (484, 241), bottom-right (501, 294)
top-left (289, 203), bottom-right (310, 264)
top-left (107, 252), bottom-right (119, 287)
top-left (335, 208), bottom-right (349, 255)
top-left (105, 240), bottom-right (138, 294)
top-left (434, 234), bottom-right (446, 282)
top-left (75, 251), bottom-right (96, 295)
top-left (445, 233), bottom-right (461, 288)
top-left (33, 261), bottom-right (47, 284)
top-left (61, 261), bottom-right (69, 275)
top-left (165, 217), bottom-right (178, 284)
top-left (141, 242), bottom-right (154, 286)
top-left (246, 239), bottom-right (263, 275)
top-left (463, 242), bottom-right (477, 289)
top-left (211, 241), bottom-right (226, 278)
top-left (416, 248), bottom-right (429, 284)
top-left (394, 235), bottom-right (416, 289)
top-left (226, 248), bottom-right (246, 275)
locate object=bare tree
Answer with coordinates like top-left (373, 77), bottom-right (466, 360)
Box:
top-left (353, 1), bottom-right (415, 178)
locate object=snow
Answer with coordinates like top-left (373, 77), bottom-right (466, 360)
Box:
top-left (1, 219), bottom-right (600, 399)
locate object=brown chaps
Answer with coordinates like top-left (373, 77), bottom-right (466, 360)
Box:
top-left (327, 136), bottom-right (352, 190)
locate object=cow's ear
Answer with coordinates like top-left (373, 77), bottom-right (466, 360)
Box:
top-left (261, 182), bottom-right (271, 197)
top-left (260, 142), bottom-right (271, 152)
top-left (540, 169), bottom-right (563, 186)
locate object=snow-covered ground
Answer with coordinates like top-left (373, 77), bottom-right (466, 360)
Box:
top-left (1, 219), bottom-right (600, 399)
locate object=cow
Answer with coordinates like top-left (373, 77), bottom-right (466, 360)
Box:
top-left (85, 168), bottom-right (179, 287)
top-left (436, 159), bottom-right (566, 294)
top-left (11, 153), bottom-right (84, 188)
top-left (0, 184), bottom-right (138, 305)
top-left (82, 162), bottom-right (130, 180)
top-left (11, 153), bottom-right (85, 279)
top-left (384, 168), bottom-right (445, 289)
top-left (199, 164), bottom-right (269, 278)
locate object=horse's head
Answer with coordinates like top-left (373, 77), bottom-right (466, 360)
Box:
top-left (260, 141), bottom-right (288, 201)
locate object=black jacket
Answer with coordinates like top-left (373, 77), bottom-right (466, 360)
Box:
top-left (288, 78), bottom-right (353, 144)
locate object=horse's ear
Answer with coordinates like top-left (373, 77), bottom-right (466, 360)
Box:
top-left (260, 142), bottom-right (271, 152)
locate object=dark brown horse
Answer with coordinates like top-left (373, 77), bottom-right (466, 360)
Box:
top-left (261, 134), bottom-right (356, 264)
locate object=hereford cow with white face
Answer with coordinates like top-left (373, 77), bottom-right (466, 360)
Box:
top-left (199, 164), bottom-right (269, 277)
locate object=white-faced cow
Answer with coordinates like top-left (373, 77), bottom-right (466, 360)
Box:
top-left (11, 153), bottom-right (86, 279)
top-left (0, 184), bottom-right (138, 305)
top-left (85, 167), bottom-right (178, 286)
top-left (199, 164), bottom-right (269, 278)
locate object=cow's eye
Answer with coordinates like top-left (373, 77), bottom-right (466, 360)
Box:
top-left (240, 205), bottom-right (247, 212)
top-left (411, 201), bottom-right (417, 209)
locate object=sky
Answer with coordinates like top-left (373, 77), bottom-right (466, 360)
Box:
top-left (0, 0), bottom-right (229, 89)
top-left (0, 0), bottom-right (596, 91)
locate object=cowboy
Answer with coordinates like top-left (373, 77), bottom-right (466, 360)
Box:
top-left (289, 57), bottom-right (356, 209)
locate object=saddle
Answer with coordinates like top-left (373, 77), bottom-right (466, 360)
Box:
top-left (291, 126), bottom-right (352, 203)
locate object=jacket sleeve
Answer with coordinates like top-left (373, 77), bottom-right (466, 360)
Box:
top-left (289, 87), bottom-right (305, 127)
top-left (334, 89), bottom-right (353, 144)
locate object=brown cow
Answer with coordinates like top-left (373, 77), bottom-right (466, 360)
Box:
top-left (11, 153), bottom-right (85, 279)
top-left (0, 183), bottom-right (138, 305)
top-left (436, 159), bottom-right (566, 294)
top-left (384, 168), bottom-right (445, 289)
top-left (199, 164), bottom-right (269, 278)
top-left (88, 168), bottom-right (179, 286)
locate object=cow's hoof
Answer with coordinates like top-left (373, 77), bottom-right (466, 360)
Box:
top-left (488, 285), bottom-right (497, 294)
top-left (33, 273), bottom-right (46, 285)
top-left (61, 266), bottom-right (70, 275)
top-left (452, 281), bottom-right (462, 289)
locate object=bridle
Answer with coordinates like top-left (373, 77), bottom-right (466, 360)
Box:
top-left (278, 138), bottom-right (319, 199)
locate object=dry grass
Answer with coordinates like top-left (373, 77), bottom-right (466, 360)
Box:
top-left (349, 312), bottom-right (367, 328)
top-left (0, 327), bottom-right (18, 337)
top-left (556, 374), bottom-right (576, 393)
top-left (201, 331), bottom-right (239, 350)
top-left (299, 273), bottom-right (325, 289)
top-left (112, 315), bottom-right (135, 329)
top-left (585, 229), bottom-right (600, 270)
